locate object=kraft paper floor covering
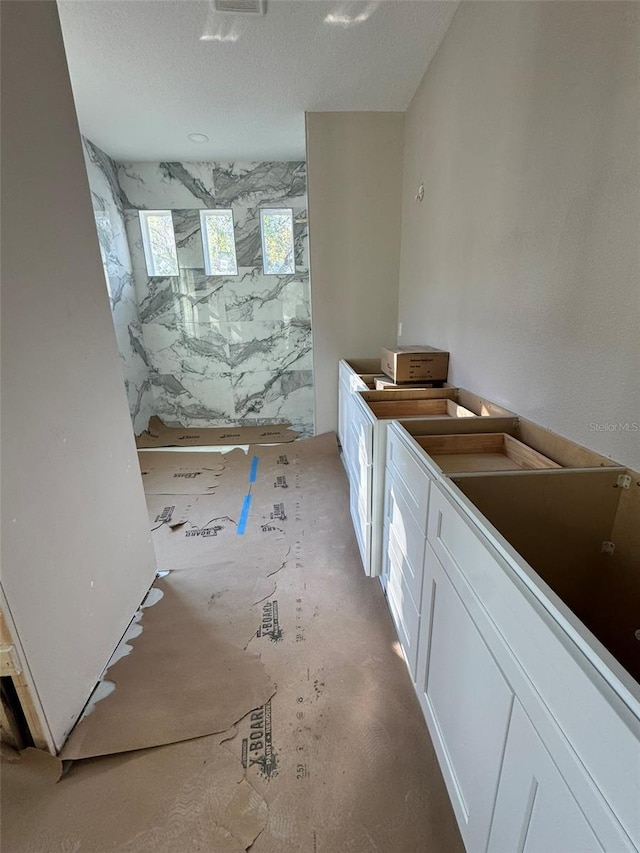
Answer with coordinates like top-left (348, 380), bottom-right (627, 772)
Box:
top-left (136, 416), bottom-right (299, 448)
top-left (2, 433), bottom-right (463, 853)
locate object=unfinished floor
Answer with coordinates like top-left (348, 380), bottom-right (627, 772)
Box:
top-left (2, 433), bottom-right (463, 853)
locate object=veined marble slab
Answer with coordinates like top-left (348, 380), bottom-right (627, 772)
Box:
top-left (227, 320), bottom-right (312, 374)
top-left (223, 269), bottom-right (310, 324)
top-left (137, 273), bottom-right (227, 329)
top-left (141, 323), bottom-right (232, 376)
top-left (117, 160), bottom-right (306, 210)
top-left (82, 137), bottom-right (153, 433)
top-left (113, 157), bottom-right (314, 434)
top-left (233, 369), bottom-right (314, 436)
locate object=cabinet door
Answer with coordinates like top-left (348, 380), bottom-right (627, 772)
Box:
top-left (488, 702), bottom-right (606, 853)
top-left (385, 471), bottom-right (428, 608)
top-left (338, 377), bottom-right (348, 451)
top-left (416, 543), bottom-right (514, 852)
top-left (349, 478), bottom-right (371, 573)
top-left (349, 394), bottom-right (374, 468)
top-left (385, 533), bottom-right (422, 678)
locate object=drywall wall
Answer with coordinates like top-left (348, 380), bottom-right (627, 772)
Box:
top-left (1, 1), bottom-right (157, 749)
top-left (306, 112), bottom-right (405, 434)
top-left (82, 138), bottom-right (154, 435)
top-left (398, 2), bottom-right (640, 469)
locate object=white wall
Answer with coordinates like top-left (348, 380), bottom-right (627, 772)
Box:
top-left (306, 112), bottom-right (405, 434)
top-left (398, 2), bottom-right (640, 469)
top-left (1, 0), bottom-right (157, 750)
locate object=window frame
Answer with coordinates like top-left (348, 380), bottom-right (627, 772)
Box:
top-left (138, 209), bottom-right (179, 277)
top-left (259, 207), bottom-right (295, 275)
top-left (199, 208), bottom-right (239, 276)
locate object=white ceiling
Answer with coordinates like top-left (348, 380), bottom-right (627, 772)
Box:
top-left (58, 0), bottom-right (458, 162)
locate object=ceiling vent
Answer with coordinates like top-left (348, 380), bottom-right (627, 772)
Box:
top-left (213, 0), bottom-right (266, 13)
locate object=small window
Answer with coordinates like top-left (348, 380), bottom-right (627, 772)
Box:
top-left (200, 209), bottom-right (238, 275)
top-left (138, 210), bottom-right (179, 277)
top-left (260, 208), bottom-right (295, 275)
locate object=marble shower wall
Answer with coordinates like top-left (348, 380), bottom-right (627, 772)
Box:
top-left (118, 161), bottom-right (314, 436)
top-left (82, 139), bottom-right (154, 434)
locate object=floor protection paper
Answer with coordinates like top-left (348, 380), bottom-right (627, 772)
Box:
top-left (136, 416), bottom-right (299, 448)
top-left (2, 732), bottom-right (267, 853)
top-left (212, 433), bottom-right (464, 853)
top-left (7, 433), bottom-right (463, 852)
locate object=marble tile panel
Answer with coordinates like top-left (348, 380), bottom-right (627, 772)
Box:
top-left (121, 367), bottom-right (154, 431)
top-left (107, 323), bottom-right (154, 434)
top-left (113, 322), bottom-right (151, 370)
top-left (83, 137), bottom-right (153, 434)
top-left (293, 208), bottom-right (309, 269)
top-left (226, 320), bottom-right (312, 374)
top-left (223, 269), bottom-right (310, 324)
top-left (108, 280), bottom-right (140, 329)
top-left (83, 138), bottom-right (133, 212)
top-left (123, 210), bottom-right (153, 298)
top-left (136, 273), bottom-right (227, 329)
top-left (213, 161), bottom-right (306, 207)
top-left (172, 209), bottom-right (205, 269)
top-left (232, 369), bottom-right (314, 435)
top-left (130, 380), bottom-right (155, 435)
top-left (141, 322), bottom-right (231, 378)
top-left (232, 206), bottom-right (263, 268)
top-left (112, 156), bottom-right (312, 434)
top-left (101, 256), bottom-right (141, 328)
top-left (117, 162), bottom-right (217, 210)
top-left (151, 374), bottom-right (236, 427)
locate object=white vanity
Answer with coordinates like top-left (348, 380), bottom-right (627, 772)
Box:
top-left (339, 359), bottom-right (516, 578)
top-left (337, 358), bottom-right (640, 852)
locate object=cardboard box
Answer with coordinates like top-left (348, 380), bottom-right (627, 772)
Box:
top-left (374, 377), bottom-right (447, 391)
top-left (381, 346), bottom-right (449, 383)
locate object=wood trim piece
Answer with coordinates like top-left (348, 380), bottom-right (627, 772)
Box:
top-left (415, 433), bottom-right (561, 473)
top-left (457, 388), bottom-right (517, 418)
top-left (344, 358), bottom-right (383, 374)
top-left (369, 398), bottom-right (454, 418)
top-left (503, 435), bottom-right (562, 470)
top-left (362, 388), bottom-right (459, 402)
top-left (416, 433), bottom-right (506, 455)
top-left (514, 417), bottom-right (618, 469)
top-left (0, 682), bottom-right (24, 750)
top-left (401, 417), bottom-right (519, 437)
top-left (10, 671), bottom-right (50, 750)
top-left (0, 597), bottom-right (53, 752)
top-left (446, 400), bottom-right (478, 419)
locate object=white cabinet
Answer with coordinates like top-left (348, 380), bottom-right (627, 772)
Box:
top-left (338, 359), bottom-right (369, 475)
top-left (488, 702), bottom-right (604, 853)
top-left (381, 434), bottom-right (431, 672)
top-left (381, 422), bottom-right (639, 853)
top-left (416, 542), bottom-right (514, 851)
top-left (341, 381), bottom-right (518, 578)
top-left (348, 394), bottom-right (375, 572)
top-left (338, 358), bottom-right (379, 466)
top-left (382, 467), bottom-right (429, 676)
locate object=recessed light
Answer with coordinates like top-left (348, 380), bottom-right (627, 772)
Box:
top-left (187, 133), bottom-right (209, 143)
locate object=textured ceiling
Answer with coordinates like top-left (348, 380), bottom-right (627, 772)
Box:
top-left (58, 0), bottom-right (458, 162)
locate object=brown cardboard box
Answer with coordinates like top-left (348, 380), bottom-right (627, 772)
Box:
top-left (381, 345), bottom-right (449, 382)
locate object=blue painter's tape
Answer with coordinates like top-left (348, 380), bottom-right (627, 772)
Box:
top-left (249, 456), bottom-right (259, 483)
top-left (237, 494), bottom-right (252, 535)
